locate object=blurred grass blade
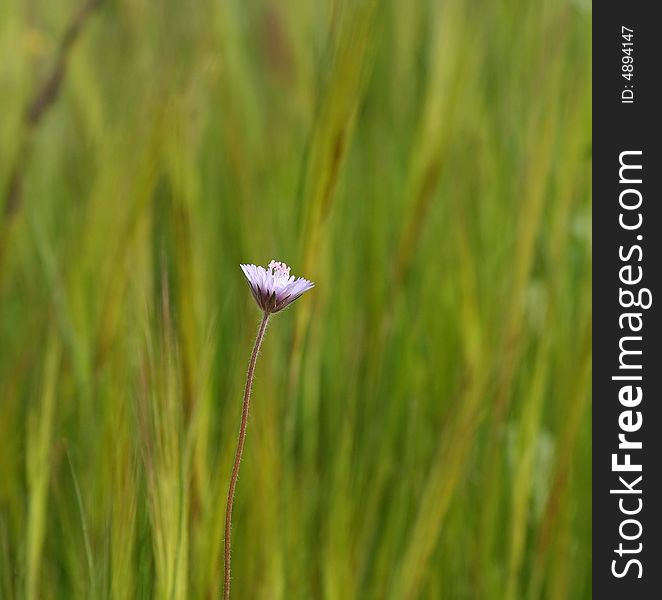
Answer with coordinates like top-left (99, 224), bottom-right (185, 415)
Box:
top-left (26, 335), bottom-right (61, 600)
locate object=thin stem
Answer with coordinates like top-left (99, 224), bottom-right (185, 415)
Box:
top-left (224, 311), bottom-right (270, 600)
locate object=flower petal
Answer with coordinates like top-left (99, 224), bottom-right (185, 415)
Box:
top-left (240, 262), bottom-right (314, 313)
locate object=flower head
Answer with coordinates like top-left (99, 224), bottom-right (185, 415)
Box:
top-left (240, 260), bottom-right (314, 313)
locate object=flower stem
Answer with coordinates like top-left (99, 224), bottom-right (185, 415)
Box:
top-left (224, 311), bottom-right (270, 600)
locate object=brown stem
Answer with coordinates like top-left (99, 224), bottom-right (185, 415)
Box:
top-left (223, 311), bottom-right (270, 599)
top-left (1, 0), bottom-right (104, 276)
top-left (3, 0), bottom-right (104, 220)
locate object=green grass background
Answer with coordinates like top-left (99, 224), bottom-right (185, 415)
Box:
top-left (0, 0), bottom-right (592, 598)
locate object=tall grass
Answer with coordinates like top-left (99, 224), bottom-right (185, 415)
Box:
top-left (0, 0), bottom-right (591, 598)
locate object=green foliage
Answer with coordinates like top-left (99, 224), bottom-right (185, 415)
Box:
top-left (0, 0), bottom-right (591, 598)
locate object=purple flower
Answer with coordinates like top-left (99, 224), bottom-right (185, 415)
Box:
top-left (240, 260), bottom-right (314, 313)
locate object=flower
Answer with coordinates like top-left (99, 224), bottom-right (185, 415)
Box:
top-left (240, 260), bottom-right (314, 313)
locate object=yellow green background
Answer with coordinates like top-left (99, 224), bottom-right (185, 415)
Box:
top-left (0, 0), bottom-right (591, 598)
